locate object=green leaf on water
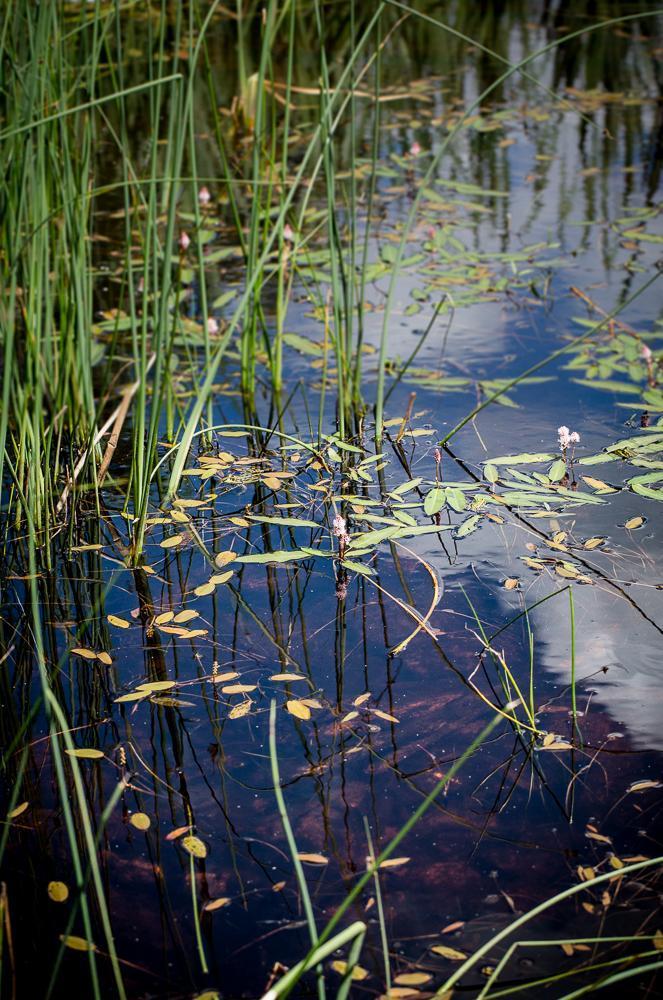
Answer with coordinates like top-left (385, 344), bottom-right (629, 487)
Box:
top-left (235, 550), bottom-right (313, 564)
top-left (445, 487), bottom-right (467, 512)
top-left (424, 487), bottom-right (446, 516)
top-left (548, 458), bottom-right (567, 482)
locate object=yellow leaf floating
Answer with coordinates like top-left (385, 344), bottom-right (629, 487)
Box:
top-left (379, 857), bottom-right (410, 869)
top-left (215, 551), bottom-right (237, 569)
top-left (194, 582), bottom-right (216, 597)
top-left (209, 571), bottom-right (233, 585)
top-left (394, 973), bottom-right (432, 986)
top-left (48, 881), bottom-right (69, 903)
top-left (173, 609), bottom-right (199, 623)
top-left (203, 897), bottom-right (231, 912)
top-left (624, 516), bottom-right (645, 529)
top-left (373, 709), bottom-right (399, 723)
top-left (71, 647), bottom-right (97, 659)
top-left (341, 711), bottom-right (359, 723)
top-left (269, 673), bottom-right (306, 682)
top-left (136, 681), bottom-right (176, 694)
top-left (181, 835), bottom-right (207, 858)
top-left (330, 960), bottom-right (369, 980)
top-left (160, 534), bottom-right (184, 548)
top-left (107, 614), bottom-right (130, 629)
top-left (60, 934), bottom-right (96, 952)
top-left (97, 652), bottom-right (112, 665)
top-left (114, 692), bottom-right (148, 703)
top-left (210, 671), bottom-right (240, 683)
top-left (165, 825), bottom-right (190, 841)
top-left (431, 944), bottom-right (468, 960)
top-left (129, 812), bottom-right (151, 831)
top-left (65, 749), bottom-right (104, 759)
top-left (7, 801), bottom-right (28, 820)
top-left (296, 852), bottom-right (328, 864)
top-left (504, 578), bottom-right (519, 590)
top-left (155, 611), bottom-right (175, 625)
top-left (222, 683), bottom-right (257, 694)
top-left (228, 700), bottom-right (252, 719)
top-left (286, 700), bottom-right (311, 721)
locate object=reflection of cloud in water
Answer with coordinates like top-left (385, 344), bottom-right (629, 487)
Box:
top-left (410, 512), bottom-right (663, 752)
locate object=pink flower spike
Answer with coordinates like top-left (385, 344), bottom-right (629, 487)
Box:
top-left (207, 317), bottom-right (219, 335)
top-left (178, 231), bottom-right (190, 252)
top-left (283, 223), bottom-right (294, 242)
top-left (409, 141), bottom-right (421, 156)
top-left (332, 514), bottom-right (347, 539)
top-left (642, 343), bottom-right (653, 361)
top-left (198, 186), bottom-right (211, 207)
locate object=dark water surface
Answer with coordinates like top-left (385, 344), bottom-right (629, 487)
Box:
top-left (2, 3), bottom-right (663, 998)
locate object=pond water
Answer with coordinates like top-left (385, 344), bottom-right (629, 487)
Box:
top-left (1, 3), bottom-right (663, 999)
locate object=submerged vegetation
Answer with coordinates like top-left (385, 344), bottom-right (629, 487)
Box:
top-left (1, 1), bottom-right (662, 998)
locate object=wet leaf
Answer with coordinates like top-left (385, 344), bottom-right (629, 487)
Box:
top-left (210, 671), bottom-right (240, 683)
top-left (373, 709), bottom-right (399, 723)
top-left (60, 934), bottom-right (96, 952)
top-left (194, 582), bottom-right (216, 597)
top-left (379, 857), bottom-right (410, 868)
top-left (65, 749), bottom-right (104, 760)
top-left (160, 534), bottom-right (184, 548)
top-left (354, 693), bottom-right (371, 707)
top-left (221, 683), bottom-right (257, 694)
top-left (181, 835), bottom-right (208, 858)
top-left (215, 551), bottom-right (237, 568)
top-left (441, 921), bottom-right (465, 933)
top-left (286, 700), bottom-right (312, 720)
top-left (341, 711), bottom-right (359, 723)
top-left (624, 516), bottom-right (645, 529)
top-left (173, 610), bottom-right (200, 623)
top-left (394, 973), bottom-right (431, 986)
top-left (7, 801), bottom-right (28, 820)
top-left (129, 812), bottom-right (151, 831)
top-left (431, 944), bottom-right (467, 960)
top-left (228, 700), bottom-right (252, 719)
top-left (584, 537), bottom-right (605, 549)
top-left (97, 652), bottom-right (113, 665)
top-left (330, 960), bottom-right (369, 980)
top-left (627, 779), bottom-right (661, 793)
top-left (297, 852), bottom-right (328, 864)
top-left (424, 487), bottom-right (446, 516)
top-left (107, 614), bottom-right (130, 629)
top-left (504, 578), bottom-right (519, 590)
top-left (71, 647), bottom-right (97, 659)
top-left (47, 881), bottom-right (69, 903)
top-left (114, 692), bottom-right (148, 703)
top-left (136, 681), bottom-right (176, 694)
top-left (155, 611), bottom-right (174, 625)
top-left (269, 673), bottom-right (307, 682)
top-left (203, 897), bottom-right (231, 912)
top-left (166, 826), bottom-right (190, 841)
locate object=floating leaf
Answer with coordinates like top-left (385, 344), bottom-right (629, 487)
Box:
top-left (584, 537), bottom-right (605, 549)
top-left (136, 681), bottom-right (176, 694)
top-left (296, 852), bottom-right (328, 864)
top-left (373, 709), bottom-right (399, 723)
top-left (114, 692), bottom-right (148, 703)
top-left (210, 671), bottom-right (240, 683)
top-left (194, 582), bottom-right (216, 597)
top-left (431, 945), bottom-right (468, 960)
top-left (65, 749), bottom-right (104, 759)
top-left (7, 801), bottom-right (28, 820)
top-left (154, 611), bottom-right (174, 625)
top-left (48, 881), bottom-right (69, 903)
top-left (97, 652), bottom-right (112, 665)
top-left (203, 897), bottom-right (231, 912)
top-left (209, 571), bottom-right (233, 585)
top-left (269, 673), bottom-right (307, 682)
top-left (181, 835), bottom-right (208, 858)
top-left (215, 551), bottom-right (237, 568)
top-left (228, 700), bottom-right (252, 719)
top-left (504, 578), bottom-right (519, 590)
top-left (221, 683), bottom-right (257, 694)
top-left (487, 453), bottom-right (555, 465)
top-left (160, 534), bottom-right (185, 549)
top-left (627, 780), bottom-right (661, 793)
top-left (166, 826), bottom-right (190, 841)
top-left (60, 935), bottom-right (96, 952)
top-left (236, 550), bottom-right (312, 564)
top-left (330, 960), bottom-right (369, 980)
top-left (130, 812), bottom-right (151, 831)
top-left (624, 516), bottom-right (645, 529)
top-left (424, 487), bottom-right (446, 516)
top-left (394, 973), bottom-right (432, 986)
top-left (379, 857), bottom-right (410, 869)
top-left (71, 647), bottom-right (97, 659)
top-left (286, 700), bottom-right (312, 720)
top-left (354, 693), bottom-right (371, 707)
top-left (341, 711), bottom-right (359, 724)
top-left (173, 610), bottom-right (200, 623)
top-left (107, 614), bottom-right (130, 629)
